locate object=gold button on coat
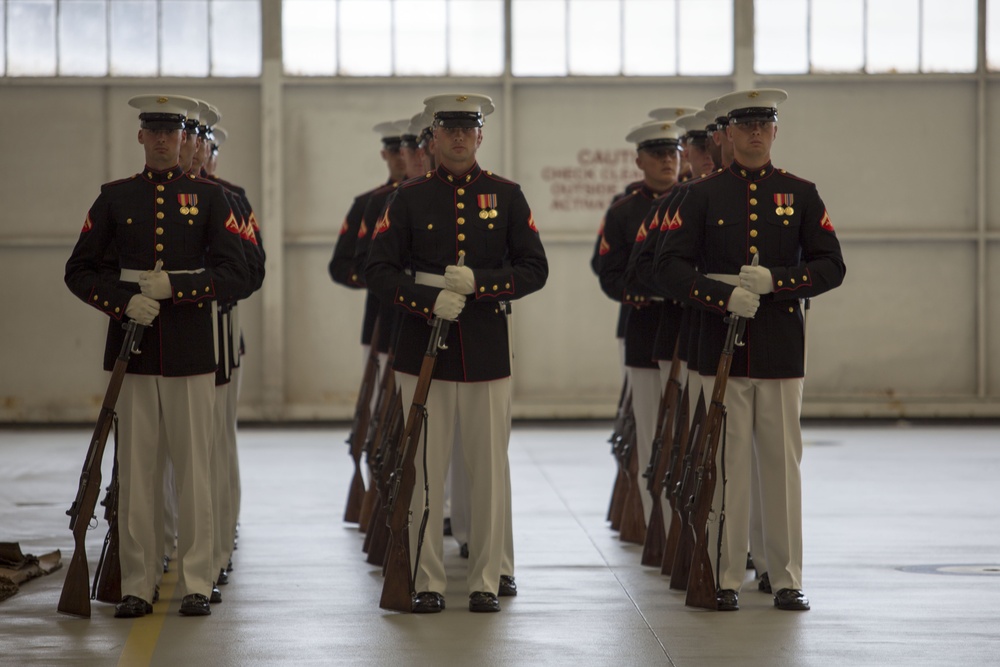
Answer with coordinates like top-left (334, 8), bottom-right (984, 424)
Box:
top-left (156, 243), bottom-right (164, 251)
top-left (458, 233), bottom-right (466, 241)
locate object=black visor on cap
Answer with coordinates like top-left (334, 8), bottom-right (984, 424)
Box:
top-left (381, 137), bottom-right (403, 151)
top-left (399, 134), bottom-right (419, 148)
top-left (184, 119), bottom-right (201, 135)
top-left (139, 112), bottom-right (185, 131)
top-left (434, 111), bottom-right (483, 128)
top-left (418, 127), bottom-right (434, 146)
top-left (728, 107), bottom-right (778, 123)
top-left (638, 138), bottom-right (681, 151)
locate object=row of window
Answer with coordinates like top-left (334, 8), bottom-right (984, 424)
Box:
top-left (2, 0), bottom-right (999, 78)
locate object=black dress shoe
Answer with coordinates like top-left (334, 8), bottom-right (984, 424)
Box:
top-left (179, 594), bottom-right (212, 616)
top-left (746, 552), bottom-right (755, 569)
top-left (210, 586), bottom-right (222, 603)
top-left (163, 556), bottom-right (170, 573)
top-left (716, 589), bottom-right (739, 611)
top-left (443, 517), bottom-right (453, 536)
top-left (498, 575), bottom-right (517, 597)
top-left (152, 585), bottom-right (160, 604)
top-left (411, 591), bottom-right (445, 613)
top-left (227, 558), bottom-right (234, 573)
top-left (469, 591), bottom-right (500, 613)
top-left (115, 595), bottom-right (152, 618)
top-left (757, 572), bottom-right (772, 594)
top-left (459, 542), bottom-right (469, 559)
top-left (774, 588), bottom-right (810, 611)
top-left (217, 568), bottom-right (229, 585)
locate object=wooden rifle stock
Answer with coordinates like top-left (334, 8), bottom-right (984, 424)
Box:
top-left (58, 320), bottom-right (144, 618)
top-left (641, 342), bottom-right (683, 566)
top-left (685, 313), bottom-right (746, 610)
top-left (365, 388), bottom-right (403, 565)
top-left (379, 316), bottom-right (449, 612)
top-left (344, 321), bottom-right (381, 523)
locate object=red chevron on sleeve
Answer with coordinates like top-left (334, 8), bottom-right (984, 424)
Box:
top-left (338, 219), bottom-right (349, 235)
top-left (81, 214), bottom-right (93, 233)
top-left (372, 211), bottom-right (390, 238)
top-left (224, 211), bottom-right (241, 235)
top-left (820, 210), bottom-right (834, 231)
top-left (528, 212), bottom-right (539, 233)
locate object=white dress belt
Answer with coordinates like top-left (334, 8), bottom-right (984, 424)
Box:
top-left (119, 268), bottom-right (205, 283)
top-left (413, 271), bottom-right (446, 289)
top-left (705, 273), bottom-right (739, 286)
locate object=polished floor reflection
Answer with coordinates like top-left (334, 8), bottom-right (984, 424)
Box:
top-left (1, 421), bottom-right (998, 666)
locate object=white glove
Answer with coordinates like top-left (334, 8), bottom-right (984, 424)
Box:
top-left (739, 263), bottom-right (773, 295)
top-left (125, 294), bottom-right (160, 326)
top-left (727, 286), bottom-right (760, 318)
top-left (444, 264), bottom-right (475, 295)
top-left (433, 289), bottom-right (466, 321)
top-left (138, 263), bottom-right (171, 300)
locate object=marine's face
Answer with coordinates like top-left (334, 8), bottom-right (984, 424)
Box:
top-left (433, 126), bottom-right (482, 166)
top-left (727, 120), bottom-right (777, 166)
top-left (138, 128), bottom-right (184, 169)
top-left (635, 146), bottom-right (680, 191)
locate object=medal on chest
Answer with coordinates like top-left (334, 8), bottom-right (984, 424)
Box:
top-left (774, 193), bottom-right (794, 216)
top-left (477, 193), bottom-right (498, 219)
top-left (178, 193), bottom-right (200, 216)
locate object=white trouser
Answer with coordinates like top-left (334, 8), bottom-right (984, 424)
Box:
top-left (397, 373), bottom-right (512, 596)
top-left (687, 369), bottom-right (705, 428)
top-left (625, 366), bottom-right (660, 522)
top-left (225, 362), bottom-right (243, 558)
top-left (117, 373), bottom-right (215, 600)
top-left (159, 439), bottom-right (178, 564)
top-left (448, 427), bottom-right (470, 546)
top-left (211, 374), bottom-right (236, 577)
top-left (706, 376), bottom-right (804, 593)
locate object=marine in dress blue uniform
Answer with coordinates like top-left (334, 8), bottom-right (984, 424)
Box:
top-left (598, 119), bottom-right (684, 529)
top-left (65, 94), bottom-right (248, 618)
top-left (365, 93), bottom-right (547, 613)
top-left (655, 89), bottom-right (846, 612)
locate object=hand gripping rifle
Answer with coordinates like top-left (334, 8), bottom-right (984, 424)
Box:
top-left (684, 304), bottom-right (750, 610)
top-left (379, 312), bottom-right (452, 612)
top-left (641, 340), bottom-right (683, 567)
top-left (344, 319), bottom-right (381, 523)
top-left (58, 320), bottom-right (145, 618)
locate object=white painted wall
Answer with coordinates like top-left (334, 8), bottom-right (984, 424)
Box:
top-left (1, 71), bottom-right (997, 421)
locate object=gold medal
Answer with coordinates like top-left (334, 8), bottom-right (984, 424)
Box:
top-left (489, 209), bottom-right (498, 219)
top-left (180, 206), bottom-right (190, 215)
top-left (190, 206), bottom-right (199, 215)
top-left (775, 206), bottom-right (784, 215)
top-left (479, 210), bottom-right (489, 220)
top-left (784, 206), bottom-right (794, 215)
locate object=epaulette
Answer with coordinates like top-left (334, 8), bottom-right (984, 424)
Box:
top-left (399, 173), bottom-right (433, 189)
top-left (101, 174), bottom-right (138, 192)
top-left (482, 170), bottom-right (517, 185)
top-left (608, 190), bottom-right (639, 211)
top-left (773, 167), bottom-right (816, 186)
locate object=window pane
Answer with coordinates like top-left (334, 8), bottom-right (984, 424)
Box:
top-left (754, 0), bottom-right (807, 74)
top-left (7, 0), bottom-right (56, 76)
top-left (283, 0), bottom-right (336, 75)
top-left (678, 0), bottom-right (731, 75)
top-left (449, 0), bottom-right (503, 75)
top-left (211, 0), bottom-right (261, 76)
top-left (512, 0), bottom-right (566, 76)
top-left (867, 0), bottom-right (918, 73)
top-left (623, 0), bottom-right (676, 76)
top-left (811, 0), bottom-right (863, 73)
top-left (59, 0), bottom-right (108, 76)
top-left (568, 0), bottom-right (620, 75)
top-left (161, 0), bottom-right (209, 77)
top-left (110, 0), bottom-right (158, 76)
top-left (922, 0), bottom-right (976, 73)
top-left (989, 0), bottom-right (1000, 70)
top-left (395, 0), bottom-right (446, 76)
top-left (339, 0), bottom-right (391, 75)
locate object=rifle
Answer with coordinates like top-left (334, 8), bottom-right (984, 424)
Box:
top-left (659, 381), bottom-right (690, 573)
top-left (606, 379), bottom-right (630, 526)
top-left (58, 320), bottom-right (144, 618)
top-left (344, 320), bottom-right (381, 523)
top-left (666, 391), bottom-right (705, 584)
top-left (616, 406), bottom-right (646, 545)
top-left (92, 427), bottom-right (122, 604)
top-left (379, 315), bottom-right (451, 612)
top-left (359, 345), bottom-right (396, 532)
top-left (684, 308), bottom-right (748, 610)
top-left (641, 342), bottom-right (683, 566)
top-left (364, 387), bottom-right (403, 565)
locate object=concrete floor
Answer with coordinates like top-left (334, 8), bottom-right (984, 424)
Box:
top-left (1, 421), bottom-right (998, 666)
